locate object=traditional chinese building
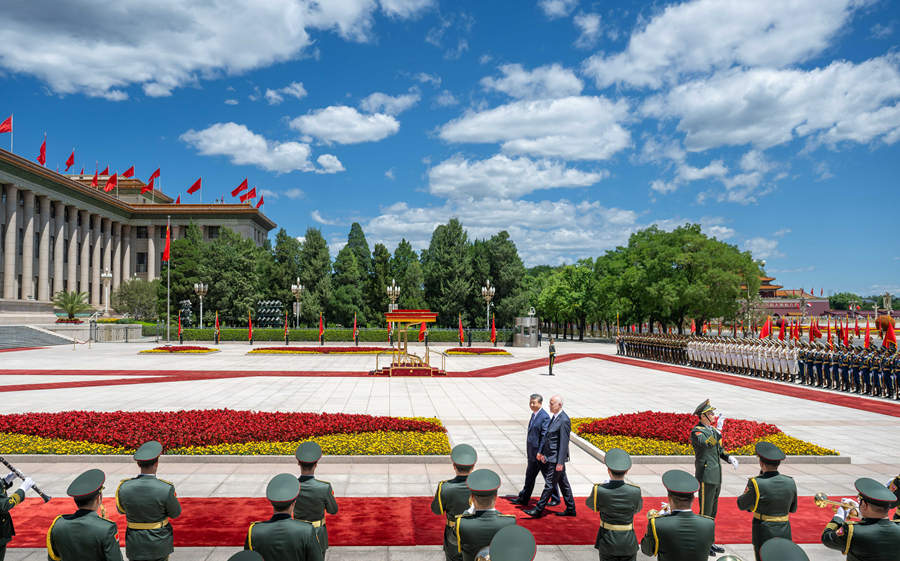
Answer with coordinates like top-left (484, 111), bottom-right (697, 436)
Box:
top-left (741, 276), bottom-right (830, 318)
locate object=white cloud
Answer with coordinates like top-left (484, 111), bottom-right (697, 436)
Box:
top-left (289, 106), bottom-right (400, 144)
top-left (814, 161), bottom-right (834, 181)
top-left (427, 154), bottom-right (607, 200)
top-left (359, 89), bottom-right (420, 115)
top-left (316, 154), bottom-right (346, 174)
top-left (676, 160), bottom-right (728, 182)
top-left (583, 0), bottom-right (864, 90)
top-left (413, 72), bottom-right (442, 88)
top-left (385, 168), bottom-right (396, 180)
top-left (773, 228), bottom-right (791, 237)
top-left (380, 0), bottom-right (435, 19)
top-left (311, 210), bottom-right (343, 226)
top-left (538, 0), bottom-right (579, 20)
top-left (0, 0), bottom-right (387, 100)
top-left (705, 225), bottom-right (736, 240)
top-left (439, 96), bottom-right (632, 161)
top-left (479, 54), bottom-right (494, 65)
top-left (481, 63), bottom-right (583, 100)
top-left (768, 266), bottom-right (815, 273)
top-left (180, 122), bottom-right (314, 174)
top-left (573, 12), bottom-right (602, 49)
top-left (445, 39), bottom-right (469, 60)
top-left (285, 188), bottom-right (306, 200)
top-left (742, 237), bottom-right (786, 259)
top-left (259, 189), bottom-right (279, 199)
top-left (224, 99), bottom-right (239, 105)
top-left (264, 82), bottom-right (307, 105)
top-left (650, 180), bottom-right (679, 194)
top-left (432, 90), bottom-right (459, 107)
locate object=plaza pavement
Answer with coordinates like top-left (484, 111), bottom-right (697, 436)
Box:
top-left (2, 339), bottom-right (898, 560)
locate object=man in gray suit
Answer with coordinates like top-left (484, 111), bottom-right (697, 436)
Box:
top-left (523, 395), bottom-right (576, 518)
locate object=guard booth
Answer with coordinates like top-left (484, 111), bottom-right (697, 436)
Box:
top-left (514, 316), bottom-right (538, 347)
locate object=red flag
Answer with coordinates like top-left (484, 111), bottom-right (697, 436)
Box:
top-left (149, 168), bottom-right (161, 181)
top-left (883, 321), bottom-right (897, 349)
top-left (459, 315), bottom-right (464, 344)
top-left (231, 179), bottom-right (249, 197)
top-left (122, 166), bottom-right (134, 178)
top-left (240, 187), bottom-right (256, 203)
top-left (80, 166), bottom-right (84, 175)
top-left (37, 136), bottom-right (46, 166)
top-left (285, 311), bottom-right (289, 339)
top-left (91, 165), bottom-right (98, 187)
top-left (778, 319), bottom-right (785, 341)
top-left (759, 317), bottom-right (772, 339)
top-left (690, 319), bottom-right (696, 333)
top-left (175, 195), bottom-right (181, 204)
top-left (491, 314), bottom-right (497, 343)
top-left (256, 196), bottom-right (264, 209)
top-left (826, 318), bottom-right (831, 348)
top-left (100, 166), bottom-right (109, 175)
top-left (215, 312), bottom-right (220, 337)
top-left (353, 314), bottom-right (358, 340)
top-left (418, 321), bottom-right (426, 342)
top-left (249, 311), bottom-right (253, 341)
top-left (187, 178), bottom-right (201, 195)
top-left (178, 315), bottom-right (182, 337)
top-left (811, 319), bottom-right (823, 341)
top-left (103, 173), bottom-right (117, 192)
top-left (0, 116), bottom-right (11, 134)
top-left (855, 317), bottom-right (860, 337)
top-left (319, 313), bottom-right (324, 339)
top-left (820, 288), bottom-right (824, 296)
top-left (864, 318), bottom-right (871, 348)
top-left (65, 150), bottom-right (74, 171)
top-left (162, 225), bottom-right (171, 261)
top-left (141, 177), bottom-right (154, 194)
top-left (843, 319), bottom-right (850, 346)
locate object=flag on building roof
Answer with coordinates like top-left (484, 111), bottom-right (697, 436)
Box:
top-left (103, 173), bottom-right (117, 192)
top-left (187, 178), bottom-right (201, 195)
top-left (122, 166), bottom-right (135, 178)
top-left (142, 177), bottom-right (154, 194)
top-left (100, 166), bottom-right (109, 175)
top-left (256, 196), bottom-right (264, 209)
top-left (231, 178), bottom-right (248, 197)
top-left (91, 164), bottom-right (98, 187)
top-left (175, 195), bottom-right (180, 204)
top-left (37, 135), bottom-right (46, 166)
top-left (65, 150), bottom-right (74, 171)
top-left (0, 116), bottom-right (11, 134)
top-left (240, 187), bottom-right (256, 203)
top-left (149, 168), bottom-right (161, 181)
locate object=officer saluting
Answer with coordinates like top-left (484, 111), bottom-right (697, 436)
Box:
top-left (821, 477), bottom-right (900, 558)
top-left (432, 444), bottom-right (478, 561)
top-left (640, 470), bottom-right (715, 561)
top-left (690, 399), bottom-right (737, 556)
top-left (116, 440), bottom-right (182, 561)
top-left (475, 525), bottom-right (536, 561)
top-left (245, 473), bottom-right (322, 561)
top-left (292, 442), bottom-right (339, 557)
top-left (736, 442), bottom-right (798, 561)
top-left (586, 448), bottom-right (642, 561)
top-left (456, 469), bottom-right (517, 561)
top-left (47, 469), bottom-right (123, 561)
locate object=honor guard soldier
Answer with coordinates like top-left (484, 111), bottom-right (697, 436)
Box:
top-left (736, 442), bottom-right (798, 561)
top-left (887, 473), bottom-right (900, 521)
top-left (548, 339), bottom-right (556, 376)
top-left (433, 444), bottom-right (478, 561)
top-left (456, 469), bottom-right (517, 561)
top-left (292, 442), bottom-right (338, 557)
top-left (586, 448), bottom-right (642, 561)
top-left (47, 469), bottom-right (123, 561)
top-left (639, 470), bottom-right (715, 561)
top-left (822, 477), bottom-right (900, 560)
top-left (690, 399), bottom-right (737, 556)
top-left (1, 469), bottom-right (34, 558)
top-left (475, 525), bottom-right (536, 561)
top-left (759, 537), bottom-right (810, 561)
top-left (116, 440), bottom-right (182, 561)
top-left (245, 473), bottom-right (323, 561)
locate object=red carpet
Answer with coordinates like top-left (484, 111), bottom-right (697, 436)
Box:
top-left (10, 495), bottom-right (832, 547)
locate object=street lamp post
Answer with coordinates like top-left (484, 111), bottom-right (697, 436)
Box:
top-left (386, 279), bottom-right (401, 333)
top-left (481, 279), bottom-right (495, 329)
top-left (194, 283), bottom-right (208, 328)
top-left (291, 278), bottom-right (304, 329)
top-left (101, 267), bottom-right (112, 314)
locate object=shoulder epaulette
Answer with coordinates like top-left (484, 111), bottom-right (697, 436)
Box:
top-left (456, 512), bottom-right (474, 519)
top-left (627, 483), bottom-right (641, 489)
top-left (47, 515), bottom-right (64, 561)
top-left (699, 514), bottom-right (714, 519)
top-left (158, 478), bottom-right (175, 486)
top-left (498, 513), bottom-right (516, 517)
top-left (318, 479), bottom-right (331, 486)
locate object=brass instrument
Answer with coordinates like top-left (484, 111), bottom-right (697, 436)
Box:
top-left (475, 548), bottom-right (490, 561)
top-left (100, 504), bottom-right (112, 521)
top-left (814, 493), bottom-right (860, 518)
top-left (0, 455), bottom-right (52, 502)
top-left (646, 503), bottom-right (671, 519)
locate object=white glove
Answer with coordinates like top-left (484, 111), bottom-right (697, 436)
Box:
top-left (729, 457), bottom-right (739, 470)
top-left (842, 498), bottom-right (859, 509)
top-left (659, 502), bottom-right (670, 516)
top-left (4, 472), bottom-right (16, 484)
top-left (602, 478), bottom-right (611, 485)
top-left (716, 414), bottom-right (726, 431)
top-left (21, 477), bottom-right (34, 493)
top-left (835, 506), bottom-right (849, 521)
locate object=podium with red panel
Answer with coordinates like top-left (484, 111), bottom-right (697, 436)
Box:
top-left (374, 310), bottom-right (445, 376)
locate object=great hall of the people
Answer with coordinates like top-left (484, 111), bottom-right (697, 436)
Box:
top-left (0, 147), bottom-right (276, 320)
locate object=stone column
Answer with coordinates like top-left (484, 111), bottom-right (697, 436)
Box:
top-left (122, 225), bottom-right (132, 280)
top-left (171, 224), bottom-right (180, 240)
top-left (147, 224), bottom-right (156, 280)
top-left (78, 210), bottom-right (89, 294)
top-left (53, 201), bottom-right (65, 296)
top-left (91, 214), bottom-right (102, 306)
top-left (38, 196), bottom-right (51, 301)
top-left (101, 218), bottom-right (111, 307)
top-left (2, 185), bottom-right (17, 299)
top-left (112, 221), bottom-right (122, 292)
top-left (21, 191), bottom-right (35, 299)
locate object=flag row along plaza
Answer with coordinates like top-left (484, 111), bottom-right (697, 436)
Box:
top-left (0, 336), bottom-right (898, 561)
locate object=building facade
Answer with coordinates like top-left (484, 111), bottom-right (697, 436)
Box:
top-left (0, 148), bottom-right (276, 311)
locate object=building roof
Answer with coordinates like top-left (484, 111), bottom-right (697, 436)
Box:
top-left (776, 289), bottom-right (817, 299)
top-left (69, 174), bottom-right (174, 203)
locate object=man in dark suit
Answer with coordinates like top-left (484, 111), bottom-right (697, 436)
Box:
top-left (524, 395), bottom-right (576, 518)
top-left (508, 394), bottom-right (559, 507)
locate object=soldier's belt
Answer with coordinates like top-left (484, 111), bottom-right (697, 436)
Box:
top-left (752, 513), bottom-right (790, 522)
top-left (127, 519), bottom-right (169, 530)
top-left (300, 518), bottom-right (325, 528)
top-left (446, 518), bottom-right (457, 528)
top-left (600, 521), bottom-right (634, 531)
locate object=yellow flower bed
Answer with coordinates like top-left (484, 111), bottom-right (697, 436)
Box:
top-left (247, 350), bottom-right (385, 354)
top-left (169, 431), bottom-right (451, 456)
top-left (0, 433), bottom-right (131, 455)
top-left (727, 433), bottom-right (839, 456)
top-left (444, 349), bottom-right (511, 356)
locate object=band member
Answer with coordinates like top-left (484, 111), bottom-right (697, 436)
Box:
top-left (245, 473), bottom-right (323, 561)
top-left (474, 525), bottom-right (536, 561)
top-left (47, 469), bottom-right (123, 561)
top-left (640, 470), bottom-right (715, 561)
top-left (456, 469), bottom-right (517, 561)
top-left (821, 477), bottom-right (900, 557)
top-left (759, 538), bottom-right (809, 561)
top-left (736, 442), bottom-right (798, 561)
top-left (292, 442), bottom-right (339, 557)
top-left (586, 448), bottom-right (642, 561)
top-left (433, 444), bottom-right (478, 561)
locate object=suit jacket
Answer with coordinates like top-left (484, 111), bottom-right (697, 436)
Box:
top-left (526, 409), bottom-right (550, 460)
top-left (540, 410), bottom-right (571, 465)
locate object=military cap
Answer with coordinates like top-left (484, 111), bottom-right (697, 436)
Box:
top-left (266, 473), bottom-right (301, 507)
top-left (855, 477), bottom-right (896, 507)
top-left (67, 469), bottom-right (105, 500)
top-left (450, 443), bottom-right (477, 467)
top-left (295, 441), bottom-right (323, 463)
top-left (467, 469), bottom-right (502, 497)
top-left (133, 440), bottom-right (163, 463)
top-left (759, 537), bottom-right (810, 561)
top-left (755, 441), bottom-right (786, 463)
top-left (488, 525), bottom-right (537, 561)
top-left (662, 470), bottom-right (699, 497)
top-left (693, 399), bottom-right (715, 416)
top-left (605, 448), bottom-right (632, 473)
top-left (227, 552), bottom-right (264, 561)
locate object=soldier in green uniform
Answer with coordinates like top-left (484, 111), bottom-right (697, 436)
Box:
top-left (759, 537), bottom-right (810, 561)
top-left (1, 470), bottom-right (34, 560)
top-left (456, 469), bottom-right (517, 561)
top-left (475, 525), bottom-right (536, 561)
top-left (821, 477), bottom-right (900, 559)
top-left (548, 339), bottom-right (556, 376)
top-left (586, 448), bottom-right (642, 561)
top-left (887, 472), bottom-right (900, 521)
top-left (292, 442), bottom-right (339, 557)
top-left (245, 473), bottom-right (323, 561)
top-left (736, 442), bottom-right (798, 561)
top-left (47, 469), bottom-right (123, 561)
top-left (116, 441), bottom-right (182, 561)
top-left (690, 399), bottom-right (737, 556)
top-left (432, 444), bottom-right (478, 561)
top-left (639, 470), bottom-right (715, 561)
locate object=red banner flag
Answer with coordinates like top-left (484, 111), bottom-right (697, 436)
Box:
top-left (883, 321), bottom-right (897, 349)
top-left (284, 311), bottom-right (289, 339)
top-left (103, 173), bottom-right (117, 192)
top-left (418, 320), bottom-right (426, 342)
top-left (215, 311), bottom-right (220, 338)
top-left (491, 314), bottom-right (497, 343)
top-left (864, 318), bottom-right (871, 348)
top-left (0, 116), bottom-right (11, 134)
top-left (80, 166), bottom-right (84, 175)
top-left (855, 317), bottom-right (860, 337)
top-left (826, 318), bottom-right (831, 348)
top-left (162, 225), bottom-right (171, 262)
top-left (240, 187), bottom-right (256, 203)
top-left (91, 165), bottom-right (99, 187)
top-left (820, 288), bottom-right (824, 296)
top-left (37, 136), bottom-right (46, 166)
top-left (319, 313), bottom-right (324, 339)
top-left (141, 177), bottom-right (154, 194)
top-left (231, 179), bottom-right (249, 197)
top-left (256, 196), bottom-right (264, 209)
top-left (778, 319), bottom-right (785, 341)
top-left (759, 317), bottom-right (772, 339)
top-left (178, 315), bottom-right (182, 337)
top-left (100, 166), bottom-right (109, 175)
top-left (149, 168), bottom-right (161, 181)
top-left (187, 178), bottom-right (201, 195)
top-left (175, 195), bottom-right (181, 204)
top-left (249, 311), bottom-right (253, 341)
top-left (843, 319), bottom-right (850, 346)
top-left (459, 315), bottom-right (464, 344)
top-left (65, 150), bottom-right (74, 171)
top-left (353, 314), bottom-right (358, 340)
top-left (122, 166), bottom-right (135, 178)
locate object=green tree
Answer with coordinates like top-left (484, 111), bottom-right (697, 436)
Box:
top-left (263, 228), bottom-right (302, 308)
top-left (487, 231), bottom-right (528, 327)
top-left (367, 243), bottom-right (392, 325)
top-left (422, 218), bottom-right (472, 326)
top-left (157, 222), bottom-right (202, 322)
top-left (346, 222), bottom-right (373, 277)
top-left (52, 290), bottom-right (93, 319)
top-left (829, 292), bottom-right (863, 311)
top-left (330, 245), bottom-right (366, 326)
top-left (298, 227), bottom-right (332, 325)
top-left (391, 239), bottom-right (426, 309)
top-left (200, 227), bottom-right (260, 326)
top-left (112, 278), bottom-right (159, 320)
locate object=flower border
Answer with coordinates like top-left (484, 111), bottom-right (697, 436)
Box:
top-left (248, 346), bottom-right (392, 355)
top-left (139, 345), bottom-right (219, 354)
top-left (444, 348), bottom-right (511, 356)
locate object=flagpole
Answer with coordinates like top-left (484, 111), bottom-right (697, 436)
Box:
top-left (166, 215), bottom-right (171, 344)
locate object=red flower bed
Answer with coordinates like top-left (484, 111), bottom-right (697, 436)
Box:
top-left (147, 346), bottom-right (213, 352)
top-left (579, 411), bottom-right (780, 449)
top-left (445, 348), bottom-right (510, 355)
top-left (0, 410), bottom-right (445, 450)
top-left (55, 318), bottom-right (83, 324)
top-left (251, 346), bottom-right (390, 354)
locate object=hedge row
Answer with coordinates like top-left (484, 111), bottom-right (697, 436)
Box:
top-left (141, 326), bottom-right (515, 343)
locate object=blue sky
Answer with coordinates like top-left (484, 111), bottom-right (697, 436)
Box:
top-left (1, 0), bottom-right (898, 296)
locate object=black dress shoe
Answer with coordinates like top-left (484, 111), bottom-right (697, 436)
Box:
top-left (508, 498), bottom-right (528, 506)
top-left (523, 508), bottom-right (542, 518)
top-left (547, 499), bottom-right (561, 507)
top-left (554, 509), bottom-right (576, 517)
top-left (710, 544), bottom-right (725, 553)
